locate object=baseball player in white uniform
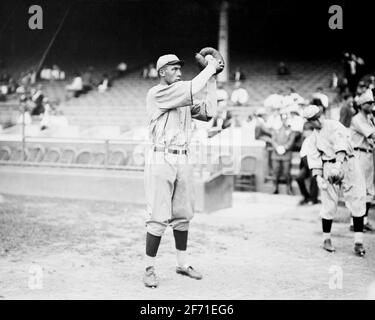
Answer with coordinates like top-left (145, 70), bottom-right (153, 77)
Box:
top-left (349, 89), bottom-right (375, 232)
top-left (303, 105), bottom-right (367, 256)
top-left (143, 52), bottom-right (224, 288)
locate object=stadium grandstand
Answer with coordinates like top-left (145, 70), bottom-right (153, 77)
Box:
top-left (0, 0), bottom-right (373, 205)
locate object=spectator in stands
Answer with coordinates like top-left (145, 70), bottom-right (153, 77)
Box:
top-left (339, 94), bottom-right (355, 128)
top-left (277, 61), bottom-right (290, 76)
top-left (142, 66), bottom-right (149, 79)
top-left (148, 64), bottom-right (158, 80)
top-left (17, 94), bottom-right (32, 125)
top-left (116, 61), bottom-right (128, 77)
top-left (30, 85), bottom-right (45, 116)
top-left (230, 81), bottom-right (249, 106)
top-left (256, 112), bottom-right (297, 194)
top-left (331, 72), bottom-right (338, 89)
top-left (312, 87), bottom-right (329, 112)
top-left (51, 65), bottom-right (65, 80)
top-left (98, 74), bottom-right (110, 93)
top-left (66, 72), bottom-right (83, 97)
top-left (40, 99), bottom-right (68, 131)
top-left (82, 66), bottom-right (96, 92)
top-left (296, 122), bottom-right (319, 205)
top-left (216, 82), bottom-right (229, 108)
top-left (233, 67), bottom-right (245, 81)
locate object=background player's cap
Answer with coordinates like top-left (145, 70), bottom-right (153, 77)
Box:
top-left (355, 89), bottom-right (375, 106)
top-left (303, 105), bottom-right (321, 120)
top-left (156, 54), bottom-right (184, 72)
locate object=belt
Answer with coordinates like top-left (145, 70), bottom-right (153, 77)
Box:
top-left (322, 154), bottom-right (354, 163)
top-left (354, 147), bottom-right (373, 153)
top-left (153, 146), bottom-right (187, 155)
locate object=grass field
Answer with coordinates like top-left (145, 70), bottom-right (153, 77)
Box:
top-left (0, 192), bottom-right (375, 299)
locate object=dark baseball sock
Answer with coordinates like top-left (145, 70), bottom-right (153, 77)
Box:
top-left (322, 219), bottom-right (332, 233)
top-left (365, 202), bottom-right (371, 217)
top-left (173, 230), bottom-right (188, 251)
top-left (353, 216), bottom-right (364, 232)
top-left (146, 232), bottom-right (161, 257)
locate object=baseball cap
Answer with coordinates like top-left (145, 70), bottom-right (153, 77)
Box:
top-left (355, 89), bottom-right (375, 106)
top-left (156, 54), bottom-right (184, 73)
top-left (303, 105), bottom-right (321, 120)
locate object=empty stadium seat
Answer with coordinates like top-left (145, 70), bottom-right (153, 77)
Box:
top-left (43, 148), bottom-right (61, 163)
top-left (90, 152), bottom-right (106, 165)
top-left (60, 148), bottom-right (76, 164)
top-left (108, 149), bottom-right (128, 166)
top-left (234, 155), bottom-right (257, 191)
top-left (0, 146), bottom-right (12, 161)
top-left (75, 149), bottom-right (92, 164)
top-left (26, 145), bottom-right (45, 162)
top-left (9, 148), bottom-right (28, 162)
top-left (131, 145), bottom-right (145, 166)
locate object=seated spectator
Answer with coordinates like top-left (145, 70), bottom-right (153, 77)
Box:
top-left (216, 82), bottom-right (229, 107)
top-left (98, 74), bottom-right (110, 92)
top-left (277, 61), bottom-right (290, 76)
top-left (148, 64), bottom-right (158, 79)
top-left (117, 62), bottom-right (128, 77)
top-left (230, 81), bottom-right (249, 106)
top-left (66, 72), bottom-right (83, 97)
top-left (233, 67), bottom-right (245, 81)
top-left (312, 87), bottom-right (329, 110)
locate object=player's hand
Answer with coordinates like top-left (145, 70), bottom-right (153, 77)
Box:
top-left (276, 145), bottom-right (286, 155)
top-left (316, 175), bottom-right (327, 190)
top-left (206, 55), bottom-right (224, 74)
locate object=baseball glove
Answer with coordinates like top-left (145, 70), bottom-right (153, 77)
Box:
top-left (195, 47), bottom-right (225, 74)
top-left (327, 163), bottom-right (344, 185)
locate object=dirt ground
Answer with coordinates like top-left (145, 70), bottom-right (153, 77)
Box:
top-left (0, 192), bottom-right (375, 300)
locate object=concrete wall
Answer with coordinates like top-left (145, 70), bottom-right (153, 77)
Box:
top-left (0, 165), bottom-right (233, 213)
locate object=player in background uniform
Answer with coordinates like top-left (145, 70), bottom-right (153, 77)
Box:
top-left (303, 105), bottom-right (367, 256)
top-left (143, 53), bottom-right (223, 288)
top-left (349, 89), bottom-right (375, 232)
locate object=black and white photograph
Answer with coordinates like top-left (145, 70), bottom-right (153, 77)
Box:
top-left (0, 0), bottom-right (374, 305)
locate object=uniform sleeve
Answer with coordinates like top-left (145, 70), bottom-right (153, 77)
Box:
top-left (306, 133), bottom-right (323, 170)
top-left (191, 102), bottom-right (210, 121)
top-left (190, 78), bottom-right (217, 122)
top-left (153, 81), bottom-right (193, 111)
top-left (351, 115), bottom-right (375, 138)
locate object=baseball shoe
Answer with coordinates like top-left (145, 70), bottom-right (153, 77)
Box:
top-left (310, 199), bottom-right (321, 205)
top-left (298, 198), bottom-right (309, 206)
top-left (354, 243), bottom-right (366, 257)
top-left (364, 222), bottom-right (375, 232)
top-left (143, 266), bottom-right (158, 288)
top-left (176, 266), bottom-right (202, 280)
top-left (322, 239), bottom-right (336, 252)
